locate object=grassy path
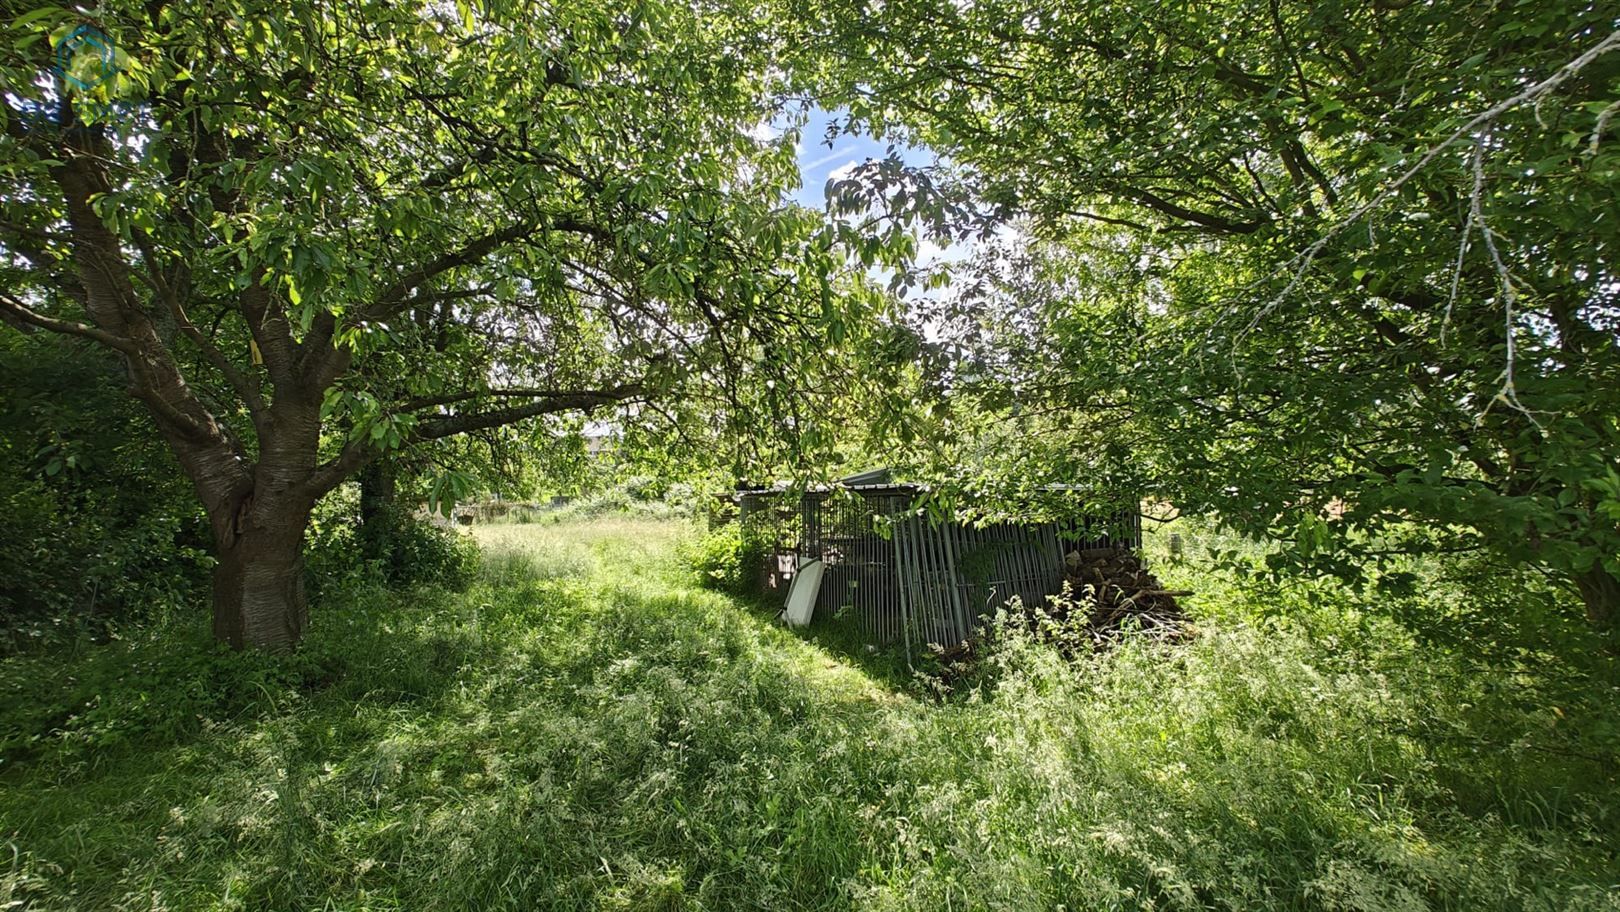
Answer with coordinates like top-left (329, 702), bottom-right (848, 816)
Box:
top-left (1, 518), bottom-right (1615, 910)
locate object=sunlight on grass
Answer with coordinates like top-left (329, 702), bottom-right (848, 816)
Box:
top-left (1, 516), bottom-right (1615, 911)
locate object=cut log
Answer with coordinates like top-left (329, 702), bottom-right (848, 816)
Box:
top-left (1054, 546), bottom-right (1190, 642)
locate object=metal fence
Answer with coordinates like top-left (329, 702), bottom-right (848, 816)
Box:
top-left (735, 485), bottom-right (1140, 654)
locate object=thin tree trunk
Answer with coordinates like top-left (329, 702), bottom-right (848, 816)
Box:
top-left (1575, 564), bottom-right (1620, 634)
top-left (358, 459), bottom-right (398, 566)
top-left (211, 498), bottom-right (314, 651)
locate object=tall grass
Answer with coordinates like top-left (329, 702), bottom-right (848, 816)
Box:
top-left (0, 517), bottom-right (1614, 910)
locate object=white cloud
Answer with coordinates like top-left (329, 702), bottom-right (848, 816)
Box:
top-left (800, 148), bottom-right (849, 172)
top-left (827, 160), bottom-right (859, 182)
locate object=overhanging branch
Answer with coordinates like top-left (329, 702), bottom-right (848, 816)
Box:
top-left (302, 383), bottom-right (644, 497)
top-left (414, 385), bottom-right (644, 440)
top-left (0, 292), bottom-right (138, 352)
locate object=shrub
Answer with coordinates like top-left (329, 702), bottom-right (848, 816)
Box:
top-left (306, 489), bottom-right (480, 598)
top-left (375, 508), bottom-right (481, 590)
top-left (685, 523), bottom-right (767, 595)
top-left (0, 334), bottom-right (211, 650)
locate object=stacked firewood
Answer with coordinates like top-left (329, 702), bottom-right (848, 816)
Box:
top-left (1059, 547), bottom-right (1189, 639)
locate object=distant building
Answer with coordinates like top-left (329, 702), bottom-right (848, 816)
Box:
top-left (582, 421), bottom-right (615, 457)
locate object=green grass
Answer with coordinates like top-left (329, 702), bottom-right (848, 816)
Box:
top-left (1, 517), bottom-right (1616, 910)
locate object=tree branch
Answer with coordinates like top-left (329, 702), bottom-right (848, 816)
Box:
top-left (414, 385), bottom-right (644, 440)
top-left (0, 292), bottom-right (139, 352)
top-left (302, 383), bottom-right (644, 497)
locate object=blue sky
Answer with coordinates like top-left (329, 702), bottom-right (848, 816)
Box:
top-left (778, 104), bottom-right (981, 284)
top-left (786, 105), bottom-right (935, 210)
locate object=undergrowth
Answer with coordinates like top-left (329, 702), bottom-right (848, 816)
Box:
top-left (0, 517), bottom-right (1615, 911)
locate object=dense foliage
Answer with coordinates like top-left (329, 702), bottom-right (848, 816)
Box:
top-left (0, 330), bottom-right (209, 646)
top-left (684, 521), bottom-right (773, 596)
top-left (786, 0), bottom-right (1620, 634)
top-left (305, 491), bottom-right (481, 597)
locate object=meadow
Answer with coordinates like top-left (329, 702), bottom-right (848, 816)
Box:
top-left (0, 516), bottom-right (1615, 911)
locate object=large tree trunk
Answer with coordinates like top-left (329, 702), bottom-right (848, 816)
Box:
top-left (210, 496), bottom-right (315, 651)
top-left (204, 396), bottom-right (324, 652)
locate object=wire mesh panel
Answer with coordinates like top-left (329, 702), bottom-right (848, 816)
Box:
top-left (735, 485), bottom-right (1142, 649)
top-left (805, 490), bottom-right (911, 642)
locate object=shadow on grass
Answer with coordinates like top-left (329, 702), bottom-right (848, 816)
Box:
top-left (7, 518), bottom-right (1618, 911)
top-left (710, 584), bottom-right (924, 695)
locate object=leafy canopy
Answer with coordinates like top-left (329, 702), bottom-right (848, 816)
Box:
top-left (786, 0), bottom-right (1620, 625)
top-left (0, 0), bottom-right (910, 502)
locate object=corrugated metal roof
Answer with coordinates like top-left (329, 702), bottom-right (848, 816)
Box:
top-left (837, 466), bottom-right (893, 486)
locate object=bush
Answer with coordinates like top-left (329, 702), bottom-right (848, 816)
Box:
top-left (374, 508), bottom-right (481, 590)
top-left (685, 523), bottom-right (767, 596)
top-left (306, 489), bottom-right (480, 598)
top-left (0, 334), bottom-right (211, 650)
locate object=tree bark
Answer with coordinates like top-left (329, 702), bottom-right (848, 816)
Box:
top-left (210, 496), bottom-right (314, 651)
top-left (1575, 564), bottom-right (1620, 634)
top-left (205, 394), bottom-right (324, 652)
top-left (358, 459), bottom-right (399, 566)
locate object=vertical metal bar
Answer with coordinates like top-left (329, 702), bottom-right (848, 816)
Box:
top-left (944, 522), bottom-right (968, 642)
top-left (1004, 524), bottom-right (1020, 609)
top-left (898, 512), bottom-right (912, 649)
top-left (946, 521), bottom-right (952, 641)
top-left (930, 520), bottom-right (944, 644)
top-left (899, 498), bottom-right (911, 647)
top-left (1024, 526), bottom-right (1042, 609)
top-left (892, 510), bottom-right (909, 665)
top-left (940, 524), bottom-right (950, 643)
top-left (911, 514), bottom-right (930, 647)
top-left (912, 516), bottom-right (924, 647)
top-left (1041, 523), bottom-right (1056, 603)
top-left (881, 502), bottom-right (894, 644)
top-left (1016, 526), bottom-right (1031, 610)
top-left (876, 501), bottom-right (886, 641)
top-left (874, 504), bottom-right (884, 644)
top-left (889, 502), bottom-right (898, 645)
top-left (915, 513), bottom-right (933, 649)
top-left (1045, 521), bottom-right (1062, 602)
top-left (883, 500), bottom-right (895, 645)
top-left (866, 498), bottom-right (878, 642)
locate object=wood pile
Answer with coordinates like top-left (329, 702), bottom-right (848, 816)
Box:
top-left (1059, 547), bottom-right (1189, 640)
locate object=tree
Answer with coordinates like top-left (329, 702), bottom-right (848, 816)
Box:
top-left (787, 0), bottom-right (1620, 633)
top-left (0, 0), bottom-right (881, 649)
